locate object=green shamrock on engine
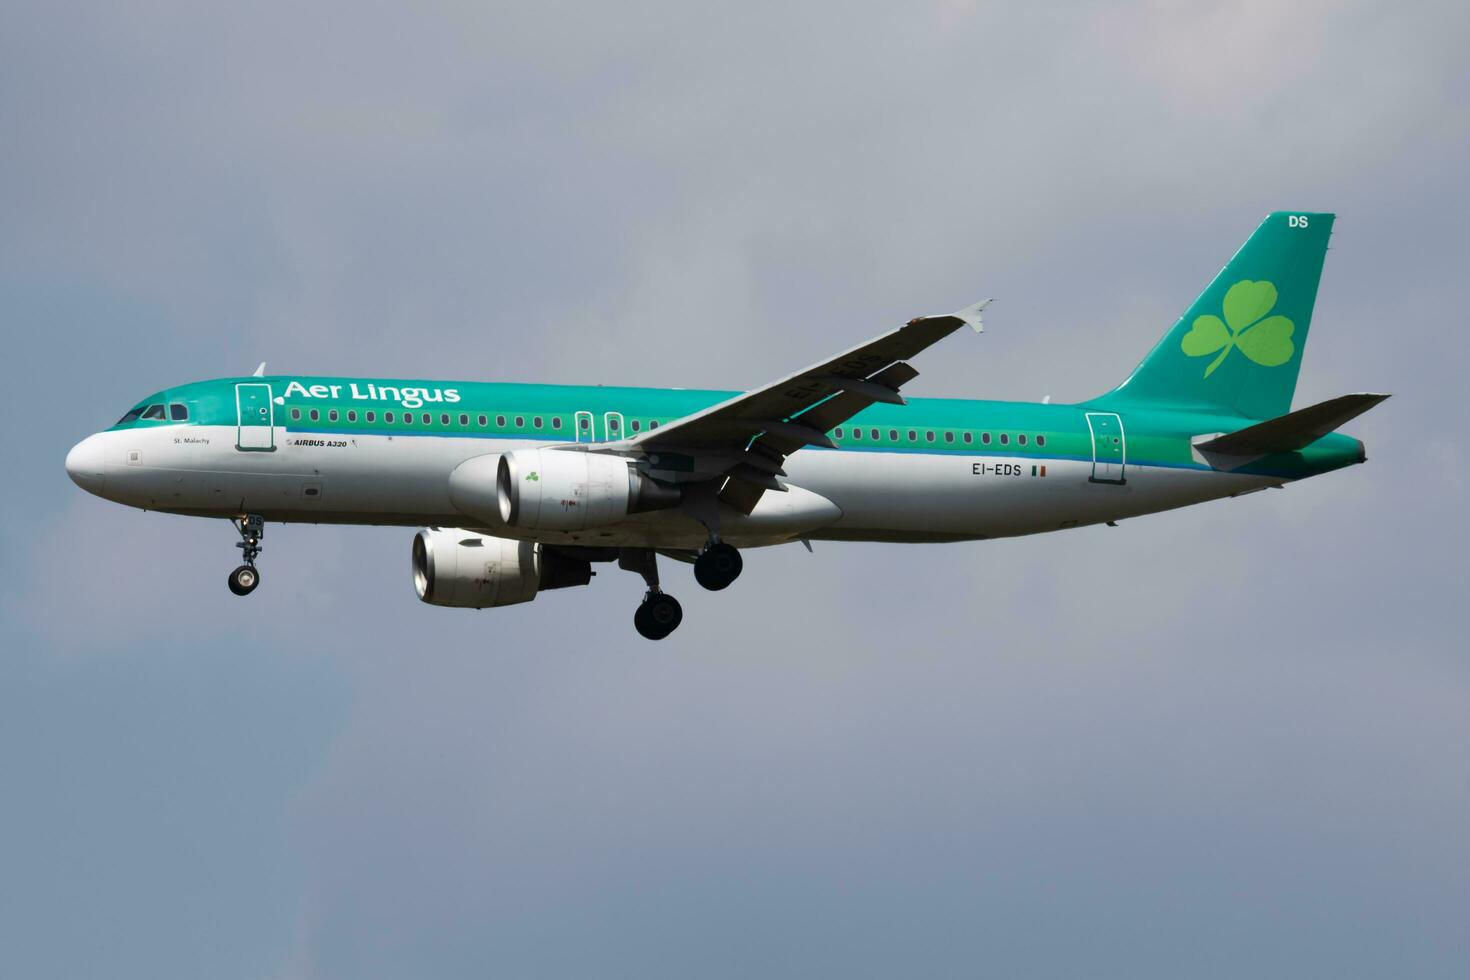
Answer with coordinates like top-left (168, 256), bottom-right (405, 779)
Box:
top-left (1181, 280), bottom-right (1295, 377)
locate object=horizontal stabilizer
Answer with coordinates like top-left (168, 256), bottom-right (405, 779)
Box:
top-left (1195, 393), bottom-right (1389, 456)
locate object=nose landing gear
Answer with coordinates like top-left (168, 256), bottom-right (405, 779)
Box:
top-left (228, 514), bottom-right (264, 596)
top-left (228, 564), bottom-right (259, 596)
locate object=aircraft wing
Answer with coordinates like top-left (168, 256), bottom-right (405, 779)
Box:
top-left (623, 299), bottom-right (990, 513)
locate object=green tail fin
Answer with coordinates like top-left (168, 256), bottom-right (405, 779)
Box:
top-left (1098, 211), bottom-right (1334, 420)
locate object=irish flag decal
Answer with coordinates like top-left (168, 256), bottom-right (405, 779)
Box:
top-left (1031, 465), bottom-right (1047, 477)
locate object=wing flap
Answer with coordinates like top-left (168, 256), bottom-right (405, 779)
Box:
top-left (718, 476), bottom-right (767, 515)
top-left (787, 362), bottom-right (919, 438)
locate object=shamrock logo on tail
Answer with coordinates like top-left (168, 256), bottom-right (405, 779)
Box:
top-left (1181, 280), bottom-right (1295, 377)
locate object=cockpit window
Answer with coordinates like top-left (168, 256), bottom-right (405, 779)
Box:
top-left (117, 407), bottom-right (144, 424)
top-left (141, 404), bottom-right (166, 420)
top-left (169, 404), bottom-right (188, 421)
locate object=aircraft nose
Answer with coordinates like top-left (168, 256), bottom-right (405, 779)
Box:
top-left (65, 434), bottom-right (107, 495)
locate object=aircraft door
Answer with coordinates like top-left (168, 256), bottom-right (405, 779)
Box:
top-left (1086, 412), bottom-right (1125, 484)
top-left (235, 383), bottom-right (275, 452)
top-left (603, 412), bottom-right (625, 443)
top-left (574, 410), bottom-right (594, 443)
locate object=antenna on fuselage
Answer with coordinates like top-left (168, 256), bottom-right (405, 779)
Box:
top-left (252, 362), bottom-right (267, 377)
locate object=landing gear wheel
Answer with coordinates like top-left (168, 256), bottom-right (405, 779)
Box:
top-left (694, 542), bottom-right (742, 591)
top-left (228, 564), bottom-right (260, 596)
top-left (228, 515), bottom-right (265, 596)
top-left (634, 592), bottom-right (683, 640)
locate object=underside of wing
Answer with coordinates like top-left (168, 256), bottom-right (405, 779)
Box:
top-left (618, 300), bottom-right (990, 513)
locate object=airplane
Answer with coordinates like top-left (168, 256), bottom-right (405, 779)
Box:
top-left (65, 212), bottom-right (1386, 639)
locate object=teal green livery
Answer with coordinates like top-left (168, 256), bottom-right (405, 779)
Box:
top-left (66, 212), bottom-right (1385, 639)
top-left (1099, 211), bottom-right (1333, 420)
top-left (108, 377), bottom-right (1366, 484)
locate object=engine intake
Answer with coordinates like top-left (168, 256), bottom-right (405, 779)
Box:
top-left (412, 528), bottom-right (592, 608)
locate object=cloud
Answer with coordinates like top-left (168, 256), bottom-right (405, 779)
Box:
top-left (4, 1), bottom-right (1469, 977)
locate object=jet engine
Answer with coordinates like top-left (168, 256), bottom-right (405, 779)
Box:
top-left (490, 449), bottom-right (680, 532)
top-left (412, 528), bottom-right (592, 609)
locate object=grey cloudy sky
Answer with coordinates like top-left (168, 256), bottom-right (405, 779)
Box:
top-left (3, 1), bottom-right (1468, 977)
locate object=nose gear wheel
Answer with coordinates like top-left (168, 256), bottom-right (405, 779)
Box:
top-left (228, 564), bottom-right (259, 595)
top-left (229, 515), bottom-right (265, 596)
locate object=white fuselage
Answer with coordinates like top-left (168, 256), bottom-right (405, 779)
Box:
top-left (67, 424), bottom-right (1274, 550)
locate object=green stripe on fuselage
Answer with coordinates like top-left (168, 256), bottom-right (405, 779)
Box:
top-left (106, 375), bottom-right (1364, 481)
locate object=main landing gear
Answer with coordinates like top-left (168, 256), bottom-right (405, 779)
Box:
top-left (694, 540), bottom-right (742, 591)
top-left (634, 592), bottom-right (683, 641)
top-left (228, 514), bottom-right (264, 596)
top-left (617, 541), bottom-right (744, 639)
top-left (620, 548), bottom-right (683, 640)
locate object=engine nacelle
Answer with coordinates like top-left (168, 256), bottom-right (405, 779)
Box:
top-left (491, 449), bottom-right (680, 532)
top-left (411, 528), bottom-right (592, 609)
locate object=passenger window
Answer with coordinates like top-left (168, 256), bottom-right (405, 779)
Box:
top-left (982, 432), bottom-right (991, 445)
top-left (1018, 434), bottom-right (1027, 446)
top-left (169, 404), bottom-right (188, 421)
top-left (999, 433), bottom-right (1009, 445)
top-left (347, 410), bottom-right (357, 422)
top-left (963, 432), bottom-right (973, 444)
top-left (477, 414), bottom-right (487, 427)
top-left (290, 408), bottom-right (301, 421)
top-left (534, 416), bottom-right (543, 429)
top-left (579, 417), bottom-right (589, 430)
top-left (852, 428), bottom-right (861, 440)
top-left (404, 413), bottom-right (413, 425)
top-left (1036, 435), bottom-right (1046, 447)
top-left (908, 430), bottom-right (917, 441)
top-left (497, 415), bottom-right (507, 427)
top-left (552, 417), bottom-right (562, 430)
top-left (441, 413), bottom-right (450, 426)
top-left (925, 431), bottom-right (935, 442)
top-left (142, 404), bottom-right (165, 420)
top-left (366, 411), bottom-right (376, 422)
top-left (309, 409), bottom-right (320, 421)
top-left (385, 411), bottom-right (395, 423)
top-left (889, 429), bottom-right (898, 441)
top-left (631, 419), bottom-right (641, 432)
top-left (515, 416), bottom-right (524, 427)
top-left (945, 432), bottom-right (955, 443)
top-left (835, 427), bottom-right (844, 438)
top-left (608, 418), bottom-right (619, 433)
top-left (459, 414), bottom-right (469, 426)
top-left (870, 428), bottom-right (879, 440)
top-left (329, 409), bottom-right (339, 422)
top-left (649, 420), bottom-right (659, 429)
